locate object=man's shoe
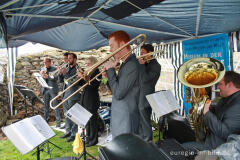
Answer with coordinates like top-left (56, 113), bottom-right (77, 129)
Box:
top-left (59, 133), bottom-right (71, 139)
top-left (66, 136), bottom-right (75, 142)
top-left (86, 141), bottom-right (98, 147)
top-left (56, 123), bottom-right (61, 128)
top-left (60, 125), bottom-right (65, 129)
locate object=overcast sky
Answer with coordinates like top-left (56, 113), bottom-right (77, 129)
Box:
top-left (0, 42), bottom-right (57, 64)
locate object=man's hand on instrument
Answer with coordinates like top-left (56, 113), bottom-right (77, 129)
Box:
top-left (43, 74), bottom-right (48, 79)
top-left (61, 68), bottom-right (67, 75)
top-left (104, 59), bottom-right (116, 70)
top-left (102, 69), bottom-right (107, 78)
top-left (40, 70), bottom-right (48, 79)
top-left (57, 66), bottom-right (62, 75)
top-left (203, 99), bottom-right (211, 115)
top-left (138, 58), bottom-right (145, 64)
top-left (77, 70), bottom-right (84, 78)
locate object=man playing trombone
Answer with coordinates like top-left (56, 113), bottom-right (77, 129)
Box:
top-left (104, 30), bottom-right (141, 139)
top-left (40, 57), bottom-right (61, 128)
top-left (138, 44), bottom-right (161, 141)
top-left (58, 53), bottom-right (81, 142)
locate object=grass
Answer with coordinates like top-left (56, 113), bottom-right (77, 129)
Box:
top-left (0, 122), bottom-right (161, 160)
top-left (0, 130), bottom-right (99, 160)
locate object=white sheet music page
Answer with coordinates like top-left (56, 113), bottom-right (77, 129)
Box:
top-left (65, 103), bottom-right (92, 128)
top-left (1, 118), bottom-right (46, 155)
top-left (30, 115), bottom-right (55, 139)
top-left (146, 90), bottom-right (180, 118)
top-left (33, 72), bottom-right (52, 89)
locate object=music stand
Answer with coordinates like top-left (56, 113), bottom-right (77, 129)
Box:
top-left (146, 90), bottom-right (180, 143)
top-left (1, 115), bottom-right (61, 160)
top-left (65, 103), bottom-right (96, 160)
top-left (15, 85), bottom-right (44, 116)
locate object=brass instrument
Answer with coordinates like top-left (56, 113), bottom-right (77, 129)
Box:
top-left (137, 49), bottom-right (165, 61)
top-left (64, 65), bottom-right (84, 85)
top-left (50, 34), bottom-right (146, 110)
top-left (177, 57), bottom-right (225, 141)
top-left (49, 63), bottom-right (68, 79)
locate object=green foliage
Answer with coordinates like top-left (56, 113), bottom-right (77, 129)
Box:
top-left (0, 130), bottom-right (98, 160)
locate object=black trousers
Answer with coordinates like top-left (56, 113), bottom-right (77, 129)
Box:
top-left (86, 112), bottom-right (98, 145)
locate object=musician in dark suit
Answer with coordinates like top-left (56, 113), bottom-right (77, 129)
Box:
top-left (58, 52), bottom-right (69, 129)
top-left (59, 53), bottom-right (81, 142)
top-left (138, 44), bottom-right (161, 141)
top-left (104, 30), bottom-right (141, 139)
top-left (183, 71), bottom-right (240, 151)
top-left (78, 56), bottom-right (102, 147)
top-left (40, 57), bottom-right (61, 127)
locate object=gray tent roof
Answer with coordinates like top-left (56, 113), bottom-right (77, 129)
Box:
top-left (1, 0), bottom-right (240, 51)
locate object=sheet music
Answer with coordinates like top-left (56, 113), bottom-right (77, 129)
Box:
top-left (65, 103), bottom-right (92, 128)
top-left (2, 122), bottom-right (32, 155)
top-left (1, 115), bottom-right (55, 155)
top-left (2, 118), bottom-right (45, 155)
top-left (146, 90), bottom-right (180, 118)
top-left (33, 72), bottom-right (52, 89)
top-left (29, 115), bottom-right (55, 139)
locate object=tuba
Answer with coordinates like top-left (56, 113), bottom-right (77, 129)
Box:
top-left (177, 57), bottom-right (225, 141)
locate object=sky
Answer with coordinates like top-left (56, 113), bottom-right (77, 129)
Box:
top-left (0, 42), bottom-right (57, 64)
top-left (0, 43), bottom-right (57, 82)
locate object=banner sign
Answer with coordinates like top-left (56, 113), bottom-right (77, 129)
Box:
top-left (182, 33), bottom-right (230, 115)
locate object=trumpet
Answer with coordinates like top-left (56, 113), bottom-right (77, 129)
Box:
top-left (50, 34), bottom-right (146, 110)
top-left (137, 49), bottom-right (165, 61)
top-left (64, 66), bottom-right (84, 85)
top-left (49, 63), bottom-right (68, 79)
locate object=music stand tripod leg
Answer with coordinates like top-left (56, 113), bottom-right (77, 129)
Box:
top-left (78, 128), bottom-right (97, 160)
top-left (31, 98), bottom-right (35, 116)
top-left (24, 95), bottom-right (28, 117)
top-left (47, 140), bottom-right (62, 150)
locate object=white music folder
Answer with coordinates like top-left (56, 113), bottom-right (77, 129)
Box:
top-left (33, 72), bottom-right (52, 89)
top-left (65, 103), bottom-right (92, 128)
top-left (1, 115), bottom-right (55, 155)
top-left (146, 90), bottom-right (180, 118)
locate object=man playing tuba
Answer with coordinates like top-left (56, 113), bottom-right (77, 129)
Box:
top-left (183, 71), bottom-right (240, 151)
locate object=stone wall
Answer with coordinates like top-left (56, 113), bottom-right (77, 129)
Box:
top-left (0, 65), bottom-right (9, 127)
top-left (13, 47), bottom-right (111, 117)
top-left (15, 47), bottom-right (110, 96)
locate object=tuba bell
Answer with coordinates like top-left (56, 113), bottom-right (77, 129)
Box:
top-left (177, 57), bottom-right (225, 141)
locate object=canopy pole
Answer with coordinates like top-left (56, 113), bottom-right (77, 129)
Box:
top-left (90, 18), bottom-right (191, 38)
top-left (5, 13), bottom-right (83, 20)
top-left (87, 0), bottom-right (112, 18)
top-left (86, 19), bottom-right (101, 34)
top-left (0, 0), bottom-right (19, 10)
top-left (5, 12), bottom-right (191, 38)
top-left (2, 3), bottom-right (57, 12)
top-left (195, 0), bottom-right (203, 37)
top-left (125, 0), bottom-right (193, 37)
top-left (2, 0), bottom-right (78, 12)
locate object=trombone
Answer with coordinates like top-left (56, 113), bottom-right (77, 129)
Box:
top-left (50, 33), bottom-right (146, 110)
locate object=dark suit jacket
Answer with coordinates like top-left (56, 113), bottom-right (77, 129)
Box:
top-left (41, 65), bottom-right (59, 95)
top-left (58, 65), bottom-right (81, 101)
top-left (139, 59), bottom-right (161, 110)
top-left (80, 68), bottom-right (101, 113)
top-left (107, 54), bottom-right (140, 138)
top-left (203, 90), bottom-right (240, 149)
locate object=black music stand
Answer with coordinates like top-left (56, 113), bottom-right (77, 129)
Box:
top-left (66, 103), bottom-right (96, 160)
top-left (14, 85), bottom-right (43, 116)
top-left (33, 139), bottom-right (62, 160)
top-left (146, 90), bottom-right (180, 143)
